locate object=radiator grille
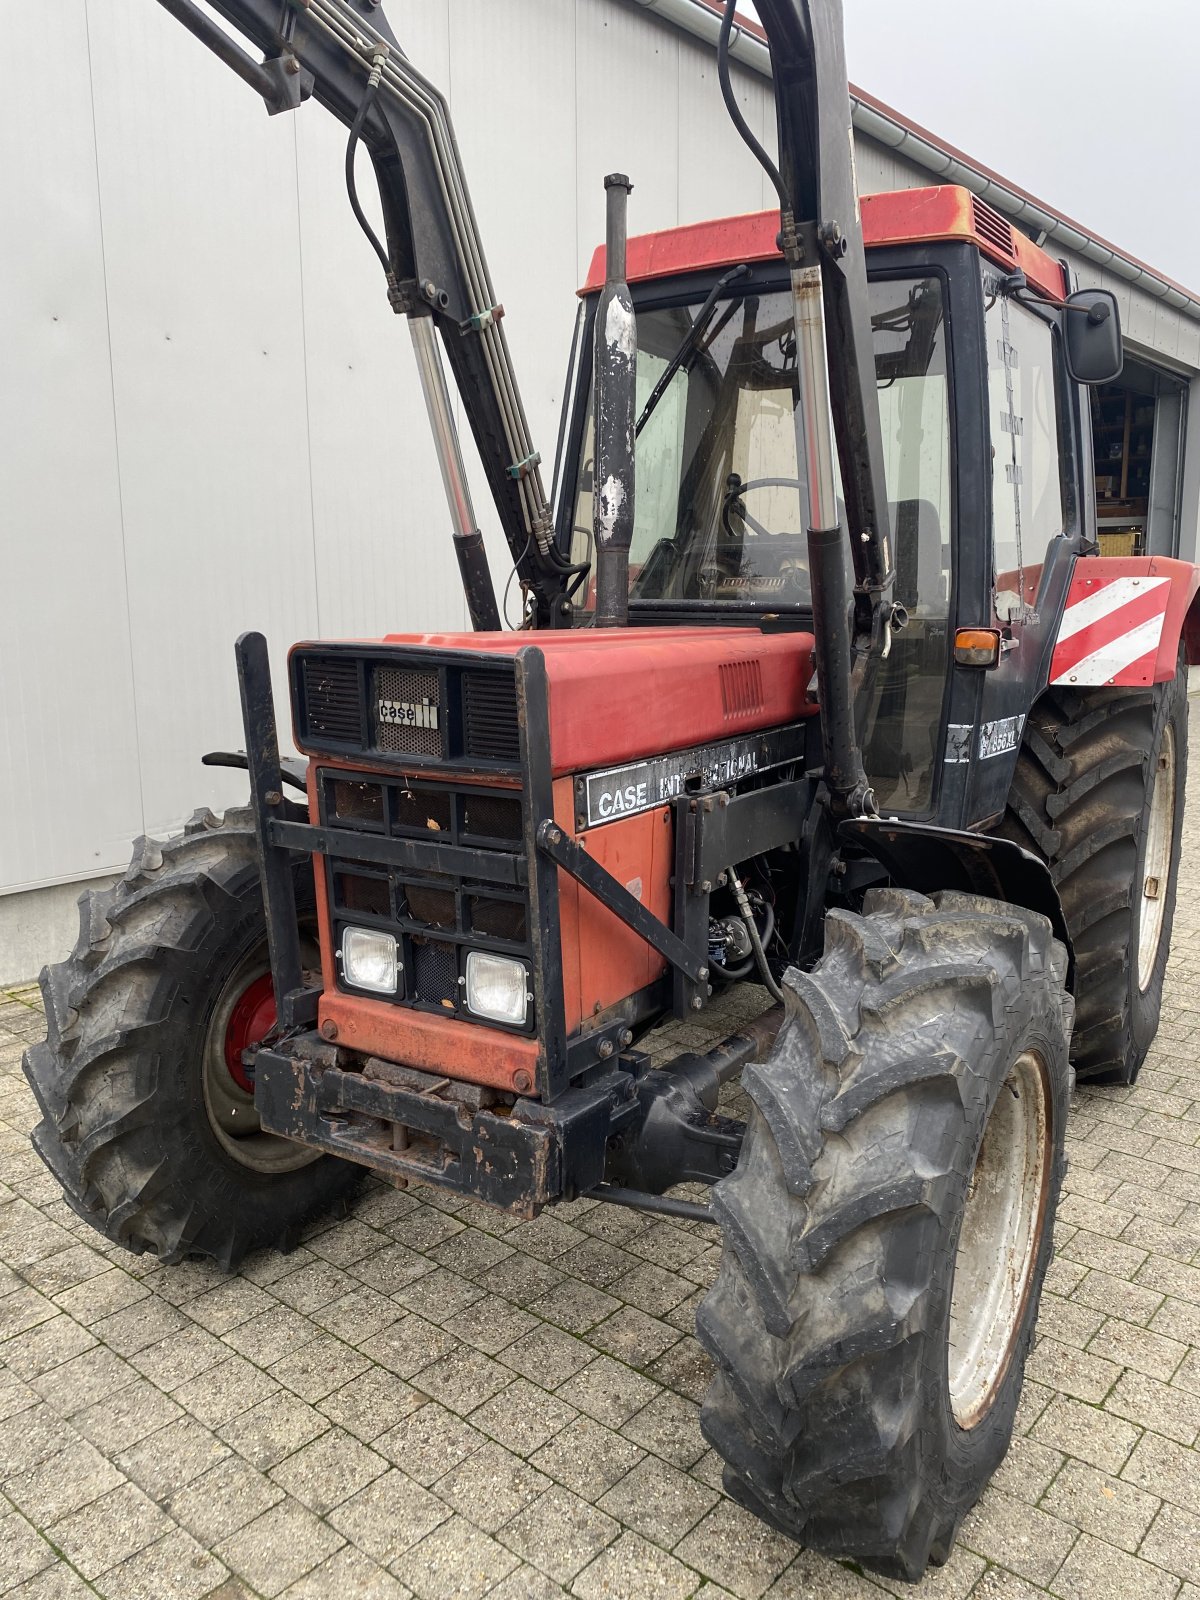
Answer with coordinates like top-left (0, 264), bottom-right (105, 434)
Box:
top-left (403, 882), bottom-right (457, 929)
top-left (394, 785), bottom-right (452, 836)
top-left (375, 665), bottom-right (441, 757)
top-left (461, 792), bottom-right (523, 842)
top-left (413, 937), bottom-right (459, 1007)
top-left (469, 895), bottom-right (527, 943)
top-left (303, 657), bottom-right (363, 745)
top-left (720, 658), bottom-right (764, 719)
top-left (336, 872), bottom-right (391, 918)
top-left (322, 769), bottom-right (530, 1029)
top-left (463, 672), bottom-right (521, 763)
top-left (331, 780), bottom-right (384, 827)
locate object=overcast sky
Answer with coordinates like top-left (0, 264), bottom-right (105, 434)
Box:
top-left (740, 1), bottom-right (1197, 291)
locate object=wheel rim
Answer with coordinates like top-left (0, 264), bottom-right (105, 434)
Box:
top-left (947, 1050), bottom-right (1051, 1428)
top-left (1137, 723), bottom-right (1176, 993)
top-left (203, 946), bottom-right (322, 1174)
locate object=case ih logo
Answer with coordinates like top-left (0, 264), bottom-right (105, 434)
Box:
top-left (378, 697), bottom-right (439, 730)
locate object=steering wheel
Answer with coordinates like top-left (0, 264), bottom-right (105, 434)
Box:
top-left (721, 474), bottom-right (804, 540)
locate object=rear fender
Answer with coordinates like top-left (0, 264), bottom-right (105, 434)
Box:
top-left (840, 817), bottom-right (1073, 987)
top-left (1047, 556), bottom-right (1200, 689)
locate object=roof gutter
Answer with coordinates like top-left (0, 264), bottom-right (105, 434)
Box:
top-left (627, 0), bottom-right (1200, 325)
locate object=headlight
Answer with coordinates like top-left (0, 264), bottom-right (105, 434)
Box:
top-left (465, 950), bottom-right (528, 1025)
top-left (341, 926), bottom-right (399, 994)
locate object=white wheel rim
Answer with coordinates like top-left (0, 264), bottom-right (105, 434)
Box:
top-left (1137, 723), bottom-right (1175, 993)
top-left (948, 1050), bottom-right (1050, 1429)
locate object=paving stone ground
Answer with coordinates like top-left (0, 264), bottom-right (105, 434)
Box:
top-left (2, 729), bottom-right (1198, 1598)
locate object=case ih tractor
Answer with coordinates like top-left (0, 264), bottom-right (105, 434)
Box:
top-left (25, 0), bottom-right (1198, 1580)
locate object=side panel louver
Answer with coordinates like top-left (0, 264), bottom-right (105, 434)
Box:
top-left (970, 197), bottom-right (1016, 263)
top-left (464, 671), bottom-right (522, 763)
top-left (302, 656), bottom-right (364, 746)
top-left (720, 659), bottom-right (764, 719)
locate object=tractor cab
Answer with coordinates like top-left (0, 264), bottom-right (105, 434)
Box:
top-left (562, 185), bottom-right (1102, 819)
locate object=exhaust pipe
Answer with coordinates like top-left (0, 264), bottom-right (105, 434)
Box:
top-left (592, 174), bottom-right (636, 628)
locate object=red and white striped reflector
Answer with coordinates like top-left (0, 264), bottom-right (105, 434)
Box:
top-left (1049, 573), bottom-right (1171, 687)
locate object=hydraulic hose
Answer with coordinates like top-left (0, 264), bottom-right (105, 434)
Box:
top-left (344, 65), bottom-right (391, 275)
top-left (732, 874), bottom-right (788, 1006)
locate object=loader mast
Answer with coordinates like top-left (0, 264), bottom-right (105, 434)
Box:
top-left (722, 0), bottom-right (897, 815)
top-left (155, 0), bottom-right (575, 627)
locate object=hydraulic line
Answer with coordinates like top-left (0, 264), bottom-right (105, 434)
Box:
top-left (344, 62), bottom-right (390, 274)
top-left (301, 0), bottom-right (556, 553)
top-left (732, 873), bottom-right (788, 1006)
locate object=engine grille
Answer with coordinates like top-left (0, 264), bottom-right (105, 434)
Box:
top-left (461, 791), bottom-right (523, 842)
top-left (303, 657), bottom-right (364, 745)
top-left (336, 871), bottom-right (391, 918)
top-left (322, 769), bottom-right (531, 1031)
top-left (412, 937), bottom-right (460, 1008)
top-left (292, 649), bottom-right (521, 771)
top-left (464, 671), bottom-right (521, 763)
top-left (720, 658), bottom-right (764, 719)
top-left (375, 665), bottom-right (442, 757)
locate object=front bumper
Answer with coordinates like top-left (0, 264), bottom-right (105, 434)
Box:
top-left (254, 1034), bottom-right (616, 1217)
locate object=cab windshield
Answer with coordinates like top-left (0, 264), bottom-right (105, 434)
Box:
top-left (569, 276), bottom-right (950, 618)
top-left (568, 273), bottom-right (953, 814)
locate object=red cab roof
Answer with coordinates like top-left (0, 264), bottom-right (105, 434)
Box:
top-left (580, 183), bottom-right (1067, 301)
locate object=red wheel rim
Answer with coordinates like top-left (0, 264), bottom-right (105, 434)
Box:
top-left (223, 972), bottom-right (277, 1094)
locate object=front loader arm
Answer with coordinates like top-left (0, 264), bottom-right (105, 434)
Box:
top-left (753, 0), bottom-right (893, 619)
top-left (158, 0), bottom-right (570, 626)
top-left (716, 0), bottom-right (894, 817)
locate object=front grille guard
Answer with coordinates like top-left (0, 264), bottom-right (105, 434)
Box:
top-left (236, 631), bottom-right (734, 1101)
top-left (236, 630), bottom-right (578, 1098)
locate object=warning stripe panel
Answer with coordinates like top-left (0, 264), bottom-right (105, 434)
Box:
top-left (1050, 573), bottom-right (1170, 687)
top-left (1054, 575), bottom-right (1169, 645)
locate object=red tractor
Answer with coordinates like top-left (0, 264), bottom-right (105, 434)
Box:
top-left (26, 0), bottom-right (1197, 1578)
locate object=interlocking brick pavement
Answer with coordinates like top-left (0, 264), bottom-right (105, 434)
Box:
top-left (1, 721), bottom-right (1198, 1598)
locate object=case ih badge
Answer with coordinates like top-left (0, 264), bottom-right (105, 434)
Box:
top-left (377, 695), bottom-right (438, 729)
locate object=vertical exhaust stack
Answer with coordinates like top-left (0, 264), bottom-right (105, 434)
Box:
top-left (593, 174), bottom-right (637, 628)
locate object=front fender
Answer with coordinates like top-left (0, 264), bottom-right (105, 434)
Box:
top-left (840, 817), bottom-right (1073, 987)
top-left (1047, 555), bottom-right (1200, 689)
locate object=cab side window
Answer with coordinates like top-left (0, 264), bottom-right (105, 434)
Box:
top-left (985, 287), bottom-right (1067, 622)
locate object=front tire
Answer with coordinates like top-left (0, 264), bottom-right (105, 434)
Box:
top-left (697, 890), bottom-right (1072, 1581)
top-left (24, 808), bottom-right (360, 1269)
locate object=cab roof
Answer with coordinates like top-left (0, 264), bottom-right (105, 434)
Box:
top-left (580, 183), bottom-right (1068, 302)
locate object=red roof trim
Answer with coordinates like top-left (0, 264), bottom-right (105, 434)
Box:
top-left (580, 184), bottom-right (1068, 300)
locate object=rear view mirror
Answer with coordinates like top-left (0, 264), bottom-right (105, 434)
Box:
top-left (1063, 289), bottom-right (1123, 385)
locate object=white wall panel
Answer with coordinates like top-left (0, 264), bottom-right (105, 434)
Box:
top-left (0, 0), bottom-right (143, 893)
top-left (3, 0), bottom-right (1198, 978)
top-left (576, 0), bottom-right (681, 274)
top-left (447, 0), bottom-right (582, 606)
top-left (676, 33), bottom-right (774, 222)
top-left (85, 0), bottom-right (320, 829)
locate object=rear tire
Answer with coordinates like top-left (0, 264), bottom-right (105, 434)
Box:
top-left (1000, 660), bottom-right (1187, 1083)
top-left (24, 808), bottom-right (360, 1269)
top-left (697, 890), bottom-right (1072, 1581)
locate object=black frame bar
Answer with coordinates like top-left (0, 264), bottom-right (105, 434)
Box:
top-left (516, 649), bottom-right (571, 1100)
top-left (236, 632), bottom-right (316, 1028)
